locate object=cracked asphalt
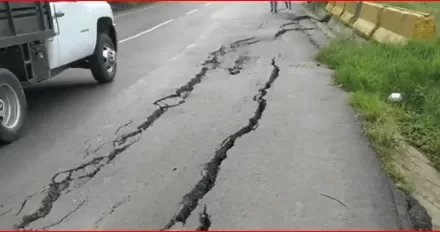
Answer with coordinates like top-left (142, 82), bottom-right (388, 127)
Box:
top-left (0, 2), bottom-right (415, 230)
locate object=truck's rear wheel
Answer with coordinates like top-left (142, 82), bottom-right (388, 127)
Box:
top-left (89, 33), bottom-right (117, 84)
top-left (0, 69), bottom-right (27, 144)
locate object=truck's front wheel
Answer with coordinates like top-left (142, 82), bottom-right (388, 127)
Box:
top-left (89, 33), bottom-right (117, 84)
top-left (0, 69), bottom-right (27, 144)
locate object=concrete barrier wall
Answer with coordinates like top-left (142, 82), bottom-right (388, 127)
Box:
top-left (340, 2), bottom-right (360, 26)
top-left (324, 1), bottom-right (437, 43)
top-left (372, 7), bottom-right (407, 43)
top-left (325, 2), bottom-right (335, 13)
top-left (352, 2), bottom-right (383, 38)
top-left (330, 2), bottom-right (345, 17)
top-left (401, 11), bottom-right (436, 40)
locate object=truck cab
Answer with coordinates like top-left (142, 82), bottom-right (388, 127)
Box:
top-left (49, 2), bottom-right (117, 72)
top-left (0, 2), bottom-right (118, 144)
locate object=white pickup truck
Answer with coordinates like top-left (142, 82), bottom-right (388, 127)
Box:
top-left (0, 2), bottom-right (118, 144)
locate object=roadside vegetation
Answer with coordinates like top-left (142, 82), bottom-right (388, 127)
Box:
top-left (316, 37), bottom-right (440, 193)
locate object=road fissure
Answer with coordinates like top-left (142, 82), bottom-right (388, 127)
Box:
top-left (196, 205), bottom-right (211, 231)
top-left (162, 58), bottom-right (280, 230)
top-left (13, 37), bottom-right (259, 229)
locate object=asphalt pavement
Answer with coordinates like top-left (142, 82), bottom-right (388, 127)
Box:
top-left (0, 2), bottom-right (410, 229)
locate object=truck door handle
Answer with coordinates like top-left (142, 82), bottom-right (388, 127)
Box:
top-left (54, 11), bottom-right (65, 18)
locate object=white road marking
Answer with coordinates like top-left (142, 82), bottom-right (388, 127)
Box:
top-left (118, 19), bottom-right (174, 44)
top-left (186, 9), bottom-right (198, 15)
top-left (117, 1), bottom-right (210, 44)
top-left (115, 3), bottom-right (164, 18)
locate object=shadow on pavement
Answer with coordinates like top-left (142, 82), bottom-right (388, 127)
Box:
top-left (24, 80), bottom-right (101, 112)
top-left (0, 77), bottom-right (109, 149)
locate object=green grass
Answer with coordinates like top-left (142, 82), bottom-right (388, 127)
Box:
top-left (317, 38), bottom-right (440, 192)
top-left (380, 2), bottom-right (440, 35)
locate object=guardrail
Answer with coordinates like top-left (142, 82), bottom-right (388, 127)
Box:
top-left (324, 1), bottom-right (437, 43)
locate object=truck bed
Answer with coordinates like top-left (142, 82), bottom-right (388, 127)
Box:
top-left (0, 2), bottom-right (55, 48)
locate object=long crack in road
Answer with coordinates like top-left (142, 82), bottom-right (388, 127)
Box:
top-left (13, 37), bottom-right (263, 229)
top-left (162, 57), bottom-right (280, 230)
top-left (0, 1), bottom-right (436, 229)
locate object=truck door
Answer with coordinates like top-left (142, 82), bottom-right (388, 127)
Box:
top-left (51, 2), bottom-right (93, 67)
top-left (45, 2), bottom-right (61, 69)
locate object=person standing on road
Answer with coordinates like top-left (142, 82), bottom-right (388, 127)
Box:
top-left (270, 1), bottom-right (278, 13)
top-left (285, 1), bottom-right (292, 11)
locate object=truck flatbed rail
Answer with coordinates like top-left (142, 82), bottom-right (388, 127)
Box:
top-left (0, 2), bottom-right (55, 48)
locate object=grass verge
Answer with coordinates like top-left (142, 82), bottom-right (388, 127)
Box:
top-left (316, 38), bottom-right (440, 193)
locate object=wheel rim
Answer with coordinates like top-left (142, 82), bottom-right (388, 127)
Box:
top-left (0, 83), bottom-right (21, 129)
top-left (102, 44), bottom-right (116, 74)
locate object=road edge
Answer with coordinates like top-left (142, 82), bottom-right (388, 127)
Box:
top-left (300, 3), bottom-right (430, 230)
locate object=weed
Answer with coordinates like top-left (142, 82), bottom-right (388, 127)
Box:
top-left (317, 38), bottom-right (440, 192)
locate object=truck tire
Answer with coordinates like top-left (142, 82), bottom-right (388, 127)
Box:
top-left (89, 33), bottom-right (117, 84)
top-left (0, 69), bottom-right (27, 144)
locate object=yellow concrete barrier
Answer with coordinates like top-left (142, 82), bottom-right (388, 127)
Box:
top-left (324, 1), bottom-right (436, 43)
top-left (352, 2), bottom-right (384, 38)
top-left (325, 2), bottom-right (335, 13)
top-left (340, 2), bottom-right (359, 25)
top-left (330, 2), bottom-right (345, 17)
top-left (401, 11), bottom-right (436, 40)
top-left (372, 7), bottom-right (406, 44)
top-left (372, 6), bottom-right (436, 43)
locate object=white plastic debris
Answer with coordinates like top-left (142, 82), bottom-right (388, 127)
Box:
top-left (388, 93), bottom-right (402, 102)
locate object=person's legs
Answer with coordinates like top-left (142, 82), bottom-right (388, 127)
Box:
top-left (287, 1), bottom-right (292, 10)
top-left (273, 1), bottom-right (278, 12)
top-left (270, 1), bottom-right (274, 12)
